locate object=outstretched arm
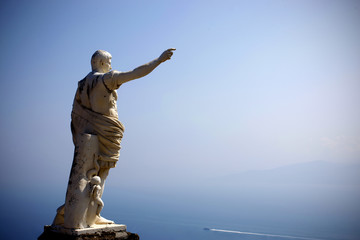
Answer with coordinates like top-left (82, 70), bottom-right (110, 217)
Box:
top-left (103, 48), bottom-right (175, 90)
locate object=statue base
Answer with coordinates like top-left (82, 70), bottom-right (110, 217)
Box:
top-left (38, 224), bottom-right (140, 240)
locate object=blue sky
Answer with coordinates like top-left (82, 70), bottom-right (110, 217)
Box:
top-left (0, 0), bottom-right (359, 190)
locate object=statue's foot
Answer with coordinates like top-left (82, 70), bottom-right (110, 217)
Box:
top-left (95, 215), bottom-right (114, 224)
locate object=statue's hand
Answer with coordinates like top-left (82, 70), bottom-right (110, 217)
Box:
top-left (159, 48), bottom-right (176, 63)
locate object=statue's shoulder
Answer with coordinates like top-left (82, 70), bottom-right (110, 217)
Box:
top-left (78, 72), bottom-right (105, 91)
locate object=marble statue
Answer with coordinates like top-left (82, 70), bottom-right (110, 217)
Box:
top-left (90, 176), bottom-right (104, 219)
top-left (52, 48), bottom-right (175, 229)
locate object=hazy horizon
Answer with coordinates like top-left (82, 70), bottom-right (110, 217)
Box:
top-left (0, 0), bottom-right (359, 239)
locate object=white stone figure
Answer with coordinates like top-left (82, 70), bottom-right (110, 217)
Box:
top-left (90, 176), bottom-right (104, 218)
top-left (53, 48), bottom-right (175, 229)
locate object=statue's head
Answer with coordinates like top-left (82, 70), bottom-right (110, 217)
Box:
top-left (90, 176), bottom-right (101, 185)
top-left (91, 50), bottom-right (112, 73)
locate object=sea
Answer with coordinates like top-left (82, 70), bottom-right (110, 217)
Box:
top-left (1, 162), bottom-right (359, 240)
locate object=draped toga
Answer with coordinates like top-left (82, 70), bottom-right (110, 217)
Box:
top-left (71, 72), bottom-right (125, 168)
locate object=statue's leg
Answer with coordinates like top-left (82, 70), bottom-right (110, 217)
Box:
top-left (96, 198), bottom-right (104, 216)
top-left (93, 167), bottom-right (114, 224)
top-left (63, 134), bottom-right (98, 229)
top-left (98, 167), bottom-right (110, 197)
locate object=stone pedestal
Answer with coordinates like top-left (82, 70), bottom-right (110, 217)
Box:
top-left (38, 224), bottom-right (140, 240)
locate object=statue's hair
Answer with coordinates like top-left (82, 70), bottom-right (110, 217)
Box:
top-left (91, 50), bottom-right (112, 70)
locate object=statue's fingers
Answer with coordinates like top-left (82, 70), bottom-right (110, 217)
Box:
top-left (167, 48), bottom-right (176, 52)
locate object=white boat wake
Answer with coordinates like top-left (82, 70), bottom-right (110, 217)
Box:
top-left (207, 228), bottom-right (323, 240)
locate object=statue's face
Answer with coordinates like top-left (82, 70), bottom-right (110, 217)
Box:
top-left (100, 58), bottom-right (112, 73)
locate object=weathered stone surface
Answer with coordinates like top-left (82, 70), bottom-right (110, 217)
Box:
top-left (65, 134), bottom-right (99, 228)
top-left (51, 224), bottom-right (126, 235)
top-left (51, 48), bottom-right (176, 229)
top-left (42, 49), bottom-right (174, 239)
top-left (38, 225), bottom-right (139, 240)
